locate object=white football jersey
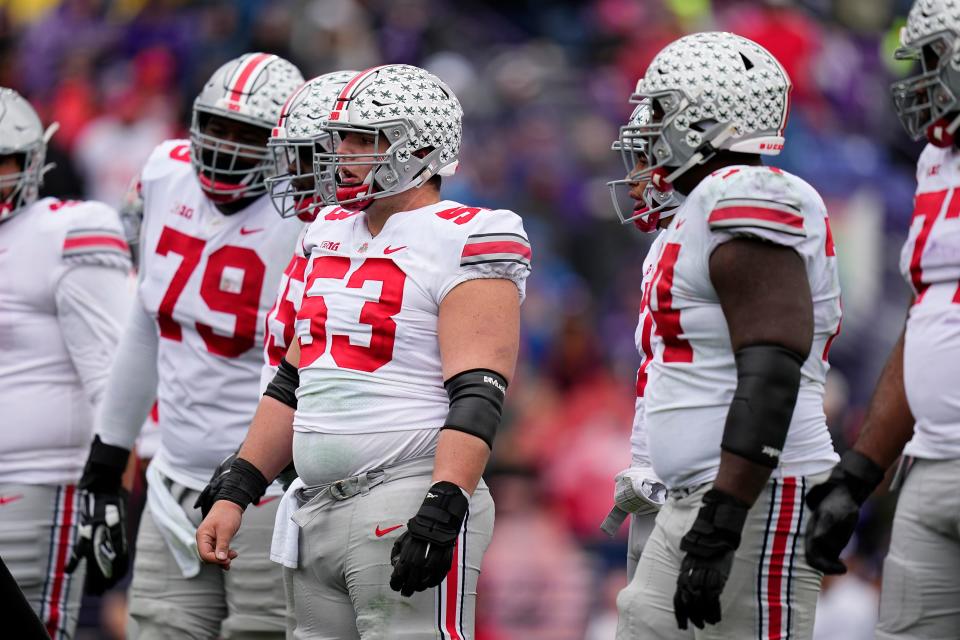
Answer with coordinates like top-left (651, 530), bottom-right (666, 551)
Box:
top-left (901, 144), bottom-right (960, 459)
top-left (292, 200), bottom-right (531, 467)
top-left (260, 224), bottom-right (309, 391)
top-left (136, 139), bottom-right (303, 486)
top-left (638, 166), bottom-right (840, 489)
top-left (0, 197), bottom-right (130, 484)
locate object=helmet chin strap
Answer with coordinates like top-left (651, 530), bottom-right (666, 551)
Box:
top-left (336, 170), bottom-right (376, 211)
top-left (927, 111), bottom-right (960, 147)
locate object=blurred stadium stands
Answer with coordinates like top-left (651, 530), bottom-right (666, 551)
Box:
top-left (1, 0), bottom-right (920, 637)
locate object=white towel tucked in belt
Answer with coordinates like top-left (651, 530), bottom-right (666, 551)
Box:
top-left (270, 476), bottom-right (304, 569)
top-left (146, 462), bottom-right (201, 578)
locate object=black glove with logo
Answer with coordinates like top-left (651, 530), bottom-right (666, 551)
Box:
top-left (194, 452), bottom-right (239, 519)
top-left (805, 450), bottom-right (884, 575)
top-left (674, 489), bottom-right (749, 630)
top-left (65, 436), bottom-right (130, 595)
top-left (389, 481), bottom-right (468, 597)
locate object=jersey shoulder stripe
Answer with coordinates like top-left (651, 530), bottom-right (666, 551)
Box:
top-left (708, 198), bottom-right (806, 237)
top-left (461, 232), bottom-right (531, 267)
top-left (62, 227), bottom-right (131, 269)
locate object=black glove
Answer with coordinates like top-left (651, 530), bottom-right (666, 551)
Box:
top-left (804, 450), bottom-right (884, 575)
top-left (389, 481), bottom-right (468, 597)
top-left (674, 489), bottom-right (749, 630)
top-left (65, 436), bottom-right (130, 595)
top-left (194, 452), bottom-right (239, 519)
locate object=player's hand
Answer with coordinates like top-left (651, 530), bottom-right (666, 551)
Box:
top-left (805, 450), bottom-right (884, 575)
top-left (196, 500), bottom-right (242, 570)
top-left (194, 451), bottom-right (238, 519)
top-left (674, 489), bottom-right (749, 630)
top-left (390, 481), bottom-right (468, 597)
top-left (65, 490), bottom-right (129, 595)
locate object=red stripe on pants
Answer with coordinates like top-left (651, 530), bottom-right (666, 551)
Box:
top-left (45, 485), bottom-right (76, 638)
top-left (444, 536), bottom-right (462, 640)
top-left (767, 478), bottom-right (797, 639)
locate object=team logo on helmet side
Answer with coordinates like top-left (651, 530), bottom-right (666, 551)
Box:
top-left (265, 70), bottom-right (359, 221)
top-left (621, 32), bottom-right (791, 192)
top-left (314, 64), bottom-right (463, 210)
top-left (891, 0), bottom-right (960, 145)
top-left (0, 88), bottom-right (57, 223)
top-left (189, 53), bottom-right (304, 203)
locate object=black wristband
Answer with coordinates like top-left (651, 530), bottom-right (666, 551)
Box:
top-left (217, 457), bottom-right (269, 511)
top-left (836, 450), bottom-right (885, 505)
top-left (682, 489), bottom-right (751, 554)
top-left (263, 359), bottom-right (299, 409)
top-left (79, 435), bottom-right (130, 493)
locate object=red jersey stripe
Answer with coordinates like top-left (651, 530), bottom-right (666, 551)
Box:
top-left (461, 240), bottom-right (531, 260)
top-left (709, 206), bottom-right (804, 229)
top-left (63, 235), bottom-right (129, 252)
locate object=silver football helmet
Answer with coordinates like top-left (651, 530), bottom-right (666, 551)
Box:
top-left (0, 88), bottom-right (57, 223)
top-left (265, 70), bottom-right (358, 220)
top-left (190, 53), bottom-right (304, 203)
top-left (891, 0), bottom-right (960, 145)
top-left (608, 101), bottom-right (684, 232)
top-left (314, 64), bottom-right (463, 209)
top-left (624, 32), bottom-right (791, 191)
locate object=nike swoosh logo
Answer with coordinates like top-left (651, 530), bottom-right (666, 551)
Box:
top-left (0, 495), bottom-right (23, 506)
top-left (240, 227), bottom-right (264, 235)
top-left (675, 218), bottom-right (686, 229)
top-left (375, 524), bottom-right (404, 537)
top-left (383, 245), bottom-right (406, 255)
top-left (255, 496), bottom-right (280, 507)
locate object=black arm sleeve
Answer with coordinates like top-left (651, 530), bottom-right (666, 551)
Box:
top-left (720, 344), bottom-right (805, 468)
top-left (263, 359), bottom-right (299, 409)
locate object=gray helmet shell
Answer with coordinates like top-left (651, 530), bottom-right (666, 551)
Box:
top-left (0, 88), bottom-right (57, 222)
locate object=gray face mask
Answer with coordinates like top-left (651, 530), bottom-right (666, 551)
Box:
top-left (188, 53), bottom-right (306, 204)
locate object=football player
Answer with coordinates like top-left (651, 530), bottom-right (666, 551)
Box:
top-left (806, 2), bottom-right (960, 637)
top-left (609, 33), bottom-right (842, 639)
top-left (193, 69), bottom-right (359, 515)
top-left (602, 101), bottom-right (675, 578)
top-left (196, 64), bottom-right (532, 640)
top-left (0, 88), bottom-right (132, 640)
top-left (65, 53), bottom-right (305, 638)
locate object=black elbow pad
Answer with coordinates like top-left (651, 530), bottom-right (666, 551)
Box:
top-left (263, 359), bottom-right (299, 409)
top-left (720, 344), bottom-right (805, 468)
top-left (441, 368), bottom-right (508, 449)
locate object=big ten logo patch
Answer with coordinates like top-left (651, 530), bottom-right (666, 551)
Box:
top-left (173, 203), bottom-right (194, 220)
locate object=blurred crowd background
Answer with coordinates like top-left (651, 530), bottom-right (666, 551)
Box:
top-left (0, 0), bottom-right (921, 638)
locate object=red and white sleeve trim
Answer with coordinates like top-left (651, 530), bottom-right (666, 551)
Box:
top-left (460, 233), bottom-right (532, 268)
top-left (62, 229), bottom-right (130, 258)
top-left (708, 198), bottom-right (807, 237)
